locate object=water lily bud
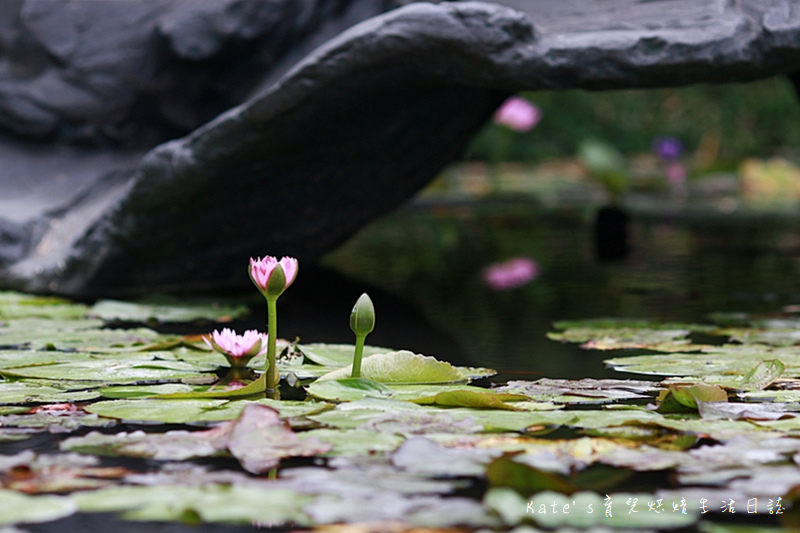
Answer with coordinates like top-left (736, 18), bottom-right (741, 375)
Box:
top-left (350, 293), bottom-right (375, 336)
top-left (265, 263), bottom-right (287, 298)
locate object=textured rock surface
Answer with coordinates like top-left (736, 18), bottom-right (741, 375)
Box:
top-left (2, 0), bottom-right (800, 296)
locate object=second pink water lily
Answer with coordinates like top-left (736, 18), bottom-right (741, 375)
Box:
top-left (203, 328), bottom-right (267, 368)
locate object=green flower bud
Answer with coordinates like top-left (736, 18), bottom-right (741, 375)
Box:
top-left (265, 263), bottom-right (287, 298)
top-left (350, 293), bottom-right (375, 336)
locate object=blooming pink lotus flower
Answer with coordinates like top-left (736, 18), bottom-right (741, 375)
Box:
top-left (483, 256), bottom-right (540, 290)
top-left (493, 97), bottom-right (542, 132)
top-left (203, 328), bottom-right (267, 368)
top-left (249, 256), bottom-right (298, 298)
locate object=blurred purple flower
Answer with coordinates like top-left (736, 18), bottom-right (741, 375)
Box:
top-left (493, 97), bottom-right (542, 132)
top-left (483, 256), bottom-right (540, 290)
top-left (651, 137), bottom-right (683, 161)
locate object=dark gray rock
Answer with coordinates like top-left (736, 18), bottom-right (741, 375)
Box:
top-left (2, 0), bottom-right (800, 296)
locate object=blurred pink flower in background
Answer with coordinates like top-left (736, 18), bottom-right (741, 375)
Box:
top-left (483, 256), bottom-right (540, 290)
top-left (493, 97), bottom-right (542, 132)
top-left (665, 162), bottom-right (687, 187)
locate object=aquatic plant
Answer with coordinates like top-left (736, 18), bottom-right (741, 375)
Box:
top-left (249, 256), bottom-right (298, 391)
top-left (202, 328), bottom-right (267, 370)
top-left (349, 293), bottom-right (375, 377)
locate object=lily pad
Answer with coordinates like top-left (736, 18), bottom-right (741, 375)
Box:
top-left (63, 404), bottom-right (332, 473)
top-left (84, 397), bottom-right (328, 424)
top-left (89, 297), bottom-right (249, 324)
top-left (0, 489), bottom-right (76, 524)
top-left (0, 292), bottom-right (88, 320)
top-left (298, 343), bottom-right (396, 367)
top-left (71, 484), bottom-right (312, 524)
top-left (315, 351), bottom-right (467, 384)
top-left (496, 378), bottom-right (661, 404)
top-left (0, 356), bottom-right (213, 383)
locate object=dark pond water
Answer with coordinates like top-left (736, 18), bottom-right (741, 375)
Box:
top-left (14, 190), bottom-right (800, 533)
top-left (316, 194), bottom-right (800, 382)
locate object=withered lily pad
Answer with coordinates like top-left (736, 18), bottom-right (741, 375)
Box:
top-left (0, 451), bottom-right (127, 493)
top-left (496, 378), bottom-right (661, 404)
top-left (63, 404), bottom-right (332, 473)
top-left (391, 437), bottom-right (500, 476)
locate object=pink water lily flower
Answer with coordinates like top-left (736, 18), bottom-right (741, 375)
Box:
top-left (249, 256), bottom-right (298, 298)
top-left (483, 256), bottom-right (540, 291)
top-left (203, 328), bottom-right (267, 368)
top-left (493, 96), bottom-right (542, 132)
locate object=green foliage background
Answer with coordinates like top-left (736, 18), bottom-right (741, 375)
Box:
top-left (465, 77), bottom-right (800, 163)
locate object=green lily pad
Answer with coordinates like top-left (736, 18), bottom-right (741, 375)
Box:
top-left (99, 383), bottom-right (197, 399)
top-left (0, 381), bottom-right (101, 404)
top-left (0, 356), bottom-right (213, 383)
top-left (549, 327), bottom-right (695, 351)
top-left (84, 397), bottom-right (328, 424)
top-left (299, 428), bottom-right (405, 456)
top-left (298, 343), bottom-right (396, 367)
top-left (412, 389), bottom-right (528, 410)
top-left (606, 346), bottom-right (800, 378)
top-left (0, 319), bottom-right (163, 352)
top-left (315, 351), bottom-right (467, 384)
top-left (89, 297), bottom-right (249, 324)
top-left (71, 484), bottom-right (312, 525)
top-left (0, 292), bottom-right (88, 320)
top-left (0, 489), bottom-right (76, 524)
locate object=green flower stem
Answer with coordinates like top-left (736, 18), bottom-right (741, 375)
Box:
top-left (266, 296), bottom-right (279, 391)
top-left (351, 333), bottom-right (367, 378)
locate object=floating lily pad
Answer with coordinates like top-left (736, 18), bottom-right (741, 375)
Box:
top-left (89, 297), bottom-right (249, 324)
top-left (0, 489), bottom-right (76, 524)
top-left (71, 484), bottom-right (312, 525)
top-left (606, 346), bottom-right (800, 378)
top-left (85, 397), bottom-right (328, 424)
top-left (411, 389), bottom-right (528, 410)
top-left (0, 292), bottom-right (88, 320)
top-left (496, 378), bottom-right (661, 404)
top-left (0, 320), bottom-right (163, 352)
top-left (0, 356), bottom-right (214, 383)
top-left (0, 451), bottom-right (127, 493)
top-left (65, 404), bottom-right (332, 473)
top-left (549, 327), bottom-right (695, 351)
top-left (315, 351), bottom-right (468, 384)
top-left (0, 381), bottom-right (101, 404)
top-left (298, 343), bottom-right (396, 367)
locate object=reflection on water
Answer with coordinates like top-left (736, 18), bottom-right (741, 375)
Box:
top-left (321, 197), bottom-right (800, 381)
